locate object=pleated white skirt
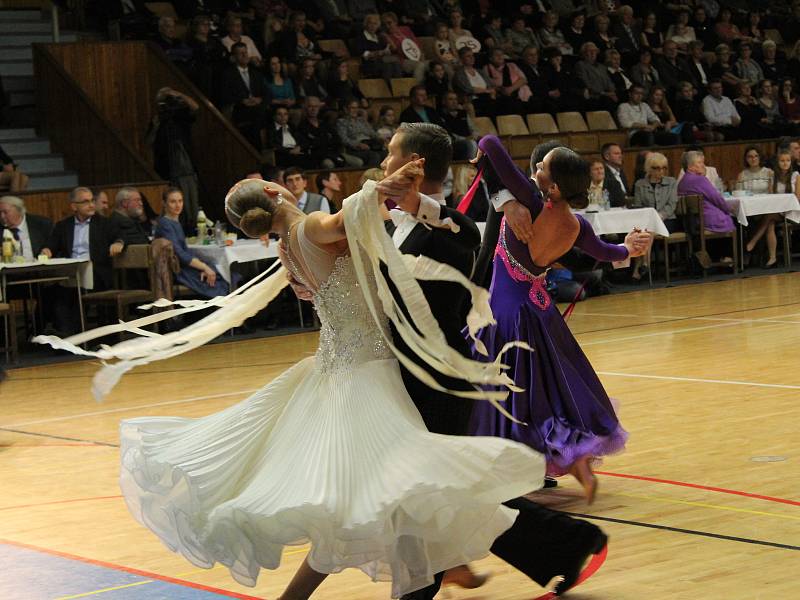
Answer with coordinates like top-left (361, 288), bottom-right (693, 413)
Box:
top-left (120, 357), bottom-right (545, 597)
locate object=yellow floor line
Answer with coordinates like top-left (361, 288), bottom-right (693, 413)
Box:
top-left (613, 491), bottom-right (800, 521)
top-left (54, 579), bottom-right (153, 599)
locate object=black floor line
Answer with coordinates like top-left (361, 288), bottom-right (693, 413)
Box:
top-left (0, 427), bottom-right (118, 448)
top-left (566, 512), bottom-right (800, 551)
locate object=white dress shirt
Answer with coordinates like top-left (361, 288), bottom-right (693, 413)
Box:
top-left (72, 217), bottom-right (91, 259)
top-left (390, 192), bottom-right (459, 247)
top-left (238, 66), bottom-right (251, 92)
top-left (702, 94), bottom-right (740, 126)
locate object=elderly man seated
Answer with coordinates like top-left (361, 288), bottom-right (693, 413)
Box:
top-left (111, 187), bottom-right (151, 245)
top-left (677, 150), bottom-right (736, 267)
top-left (0, 195), bottom-right (53, 260)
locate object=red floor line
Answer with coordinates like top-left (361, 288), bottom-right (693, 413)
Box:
top-left (0, 494), bottom-right (124, 512)
top-left (597, 471), bottom-right (800, 507)
top-left (0, 538), bottom-right (266, 599)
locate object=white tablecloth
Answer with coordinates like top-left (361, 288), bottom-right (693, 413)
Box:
top-left (0, 257), bottom-right (93, 298)
top-left (573, 207), bottom-right (670, 237)
top-left (724, 193), bottom-right (800, 226)
top-left (188, 240), bottom-right (278, 284)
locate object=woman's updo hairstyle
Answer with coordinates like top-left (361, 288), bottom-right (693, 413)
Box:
top-left (548, 147), bottom-right (591, 209)
top-left (225, 178), bottom-right (278, 238)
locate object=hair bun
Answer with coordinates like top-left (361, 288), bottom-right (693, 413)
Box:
top-left (239, 207), bottom-right (273, 238)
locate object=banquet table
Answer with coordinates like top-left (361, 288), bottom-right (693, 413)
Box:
top-left (187, 239), bottom-right (278, 285)
top-left (724, 193), bottom-right (800, 269)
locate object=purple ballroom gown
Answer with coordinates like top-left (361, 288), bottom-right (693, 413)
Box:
top-left (469, 136), bottom-right (629, 476)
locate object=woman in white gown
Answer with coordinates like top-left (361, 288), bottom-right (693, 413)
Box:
top-left (37, 167), bottom-right (545, 599)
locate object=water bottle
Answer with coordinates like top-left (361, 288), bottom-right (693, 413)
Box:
top-left (214, 221), bottom-right (226, 246)
top-left (602, 189), bottom-right (610, 210)
top-left (1, 230), bottom-right (13, 264)
top-left (196, 210), bottom-right (207, 244)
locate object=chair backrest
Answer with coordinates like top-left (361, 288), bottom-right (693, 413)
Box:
top-left (358, 78), bottom-right (392, 98)
top-left (568, 132), bottom-right (599, 153)
top-left (390, 77), bottom-right (418, 98)
top-left (556, 111), bottom-right (589, 132)
top-left (681, 194), bottom-right (704, 235)
top-left (113, 243), bottom-right (154, 290)
top-left (473, 116), bottom-right (498, 137)
top-left (526, 113), bottom-right (558, 134)
top-left (145, 2), bottom-right (178, 18)
top-left (367, 97), bottom-right (403, 124)
top-left (497, 114), bottom-right (529, 136)
top-left (586, 111), bottom-right (617, 131)
top-left (764, 29), bottom-right (784, 46)
top-left (318, 39), bottom-right (349, 58)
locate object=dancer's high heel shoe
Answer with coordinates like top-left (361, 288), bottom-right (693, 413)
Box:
top-left (442, 564), bottom-right (490, 589)
top-left (569, 456), bottom-right (598, 505)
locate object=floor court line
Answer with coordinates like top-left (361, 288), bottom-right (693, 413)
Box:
top-left (596, 370), bottom-right (800, 390)
top-left (607, 491), bottom-right (800, 521)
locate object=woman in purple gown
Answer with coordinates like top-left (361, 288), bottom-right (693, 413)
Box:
top-left (469, 136), bottom-right (651, 503)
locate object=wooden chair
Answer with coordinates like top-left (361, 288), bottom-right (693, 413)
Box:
top-left (358, 79), bottom-right (391, 98)
top-left (527, 113), bottom-right (558, 134)
top-left (0, 302), bottom-right (18, 364)
top-left (568, 132), bottom-right (599, 153)
top-left (586, 110), bottom-right (617, 131)
top-left (556, 111), bottom-right (589, 132)
top-left (390, 77), bottom-right (418, 98)
top-left (682, 194), bottom-right (738, 277)
top-left (656, 196), bottom-right (692, 286)
top-left (764, 29), bottom-right (785, 47)
top-left (81, 244), bottom-right (156, 337)
top-left (318, 39), bottom-right (349, 58)
top-left (497, 114), bottom-right (529, 136)
top-left (473, 116), bottom-right (498, 137)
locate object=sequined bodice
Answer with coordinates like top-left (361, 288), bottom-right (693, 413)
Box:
top-left (312, 254), bottom-right (392, 374)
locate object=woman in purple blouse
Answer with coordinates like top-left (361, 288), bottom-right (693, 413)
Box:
top-left (469, 136), bottom-right (650, 503)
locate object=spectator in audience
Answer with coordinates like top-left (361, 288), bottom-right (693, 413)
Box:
top-left (743, 10), bottom-right (765, 45)
top-left (432, 22), bottom-right (458, 73)
top-left (357, 166), bottom-right (384, 187)
top-left (327, 60), bottom-right (367, 111)
top-left (424, 61), bottom-right (452, 108)
top-left (736, 146), bottom-right (773, 194)
top-left (482, 48), bottom-right (534, 115)
top-left (398, 0), bottom-right (437, 36)
top-left (648, 84), bottom-right (684, 136)
top-left (93, 0), bottom-right (155, 39)
top-left (279, 11), bottom-right (322, 65)
top-left (778, 78), bottom-right (800, 126)
top-left (757, 79), bottom-right (786, 131)
top-left (677, 145), bottom-right (726, 191)
top-left (111, 187), bottom-right (151, 245)
top-left (613, 5), bottom-right (641, 59)
top-left (759, 40), bottom-right (785, 85)
top-left (0, 144), bottom-right (29, 192)
top-left (655, 39), bottom-right (693, 94)
top-left (284, 167), bottom-right (331, 213)
top-left (452, 48), bottom-right (496, 117)
top-left (563, 11), bottom-right (590, 56)
top-left (506, 15), bottom-right (539, 59)
top-left (666, 9), bottom-right (696, 53)
top-left (399, 85), bottom-right (445, 126)
top-left (673, 80), bottom-right (722, 141)
top-left (265, 54), bottom-right (296, 109)
top-left (310, 0), bottom-right (352, 38)
top-left (714, 8), bottom-right (745, 45)
top-left (537, 10), bottom-right (573, 55)
top-left (640, 11), bottom-right (664, 54)
top-left (481, 13), bottom-right (511, 55)
top-left (587, 160), bottom-right (610, 209)
top-left (41, 187), bottom-right (125, 333)
top-left (575, 42), bottom-right (618, 111)
top-left (702, 79), bottom-right (742, 140)
top-left (186, 15), bottom-right (227, 99)
top-left (543, 47), bottom-right (587, 112)
top-left (156, 187), bottom-right (228, 297)
top-left (295, 58), bottom-right (328, 105)
top-left (0, 195), bottom-right (52, 260)
top-left (691, 5), bottom-right (716, 48)
top-left (336, 99), bottom-right (383, 167)
top-left (381, 11), bottom-right (426, 81)
top-left (634, 152), bottom-right (680, 230)
top-left (606, 49), bottom-right (634, 102)
top-left (375, 105), bottom-right (398, 145)
top-left (269, 106), bottom-right (309, 168)
top-left (780, 3), bottom-right (800, 47)
top-left (155, 16), bottom-right (193, 68)
top-left (745, 149), bottom-right (799, 267)
top-left (630, 48), bottom-right (660, 98)
top-left (710, 43), bottom-right (745, 98)
top-left (677, 150), bottom-right (736, 266)
top-left (315, 170), bottom-right (341, 209)
top-left (220, 44), bottom-right (270, 150)
top-left (93, 189), bottom-right (110, 216)
top-left (633, 149), bottom-right (653, 183)
top-left (439, 91), bottom-right (478, 159)
top-left (734, 43), bottom-right (764, 88)
top-left (617, 84), bottom-right (679, 146)
top-left (149, 87), bottom-right (202, 225)
top-left (517, 45), bottom-right (558, 114)
top-left (601, 142), bottom-right (629, 206)
top-left (591, 13), bottom-right (616, 60)
top-left (734, 82), bottom-right (773, 139)
top-left (686, 40), bottom-right (710, 90)
top-left (300, 95), bottom-right (358, 168)
top-left (347, 0), bottom-right (379, 24)
top-left (354, 13), bottom-right (401, 80)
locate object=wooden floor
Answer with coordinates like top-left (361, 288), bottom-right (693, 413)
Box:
top-left (1, 273), bottom-right (799, 599)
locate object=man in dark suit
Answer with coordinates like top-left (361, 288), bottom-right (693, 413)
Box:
top-left (601, 142), bottom-right (629, 207)
top-left (379, 123), bottom-right (607, 599)
top-left (219, 42), bottom-right (270, 150)
top-left (399, 85), bottom-right (447, 128)
top-left (41, 186), bottom-right (125, 333)
top-left (0, 195), bottom-right (53, 260)
top-left (655, 40), bottom-right (694, 95)
top-left (110, 187), bottom-right (151, 245)
top-left (268, 107), bottom-right (314, 168)
top-left (612, 4), bottom-right (640, 59)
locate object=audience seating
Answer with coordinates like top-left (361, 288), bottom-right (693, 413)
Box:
top-left (657, 196), bottom-right (692, 286)
top-left (473, 116), bottom-right (498, 137)
top-left (527, 113), bottom-right (558, 135)
top-left (682, 195), bottom-right (738, 277)
top-left (586, 111), bottom-right (618, 131)
top-left (509, 135), bottom-right (540, 159)
top-left (557, 112), bottom-right (590, 133)
top-left (358, 79), bottom-right (391, 98)
top-left (568, 133), bottom-right (600, 153)
top-left (497, 114), bottom-right (529, 136)
top-left (144, 2), bottom-right (178, 18)
top-left (0, 302), bottom-right (18, 363)
top-left (390, 77), bottom-right (418, 98)
top-left (318, 39), bottom-right (349, 58)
